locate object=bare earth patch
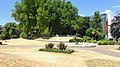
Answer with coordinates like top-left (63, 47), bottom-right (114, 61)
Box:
top-left (86, 59), bottom-right (120, 67)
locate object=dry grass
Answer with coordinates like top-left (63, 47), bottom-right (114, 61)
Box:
top-left (0, 38), bottom-right (120, 67)
top-left (86, 59), bottom-right (120, 67)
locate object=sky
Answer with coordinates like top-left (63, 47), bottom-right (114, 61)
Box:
top-left (0, 0), bottom-right (120, 25)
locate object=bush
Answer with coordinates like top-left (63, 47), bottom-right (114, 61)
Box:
top-left (20, 32), bottom-right (27, 38)
top-left (116, 42), bottom-right (120, 45)
top-left (108, 41), bottom-right (115, 45)
top-left (39, 48), bottom-right (75, 54)
top-left (79, 38), bottom-right (83, 42)
top-left (83, 36), bottom-right (91, 42)
top-left (118, 38), bottom-right (120, 41)
top-left (90, 40), bottom-right (97, 43)
top-left (0, 34), bottom-right (5, 40)
top-left (98, 41), bottom-right (115, 45)
top-left (57, 42), bottom-right (67, 50)
top-left (98, 41), bottom-right (108, 45)
top-left (118, 47), bottom-right (120, 50)
top-left (69, 39), bottom-right (76, 42)
top-left (11, 35), bottom-right (18, 39)
top-left (45, 43), bottom-right (55, 49)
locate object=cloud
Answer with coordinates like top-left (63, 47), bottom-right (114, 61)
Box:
top-left (102, 10), bottom-right (113, 15)
top-left (79, 14), bottom-right (85, 16)
top-left (112, 6), bottom-right (120, 8)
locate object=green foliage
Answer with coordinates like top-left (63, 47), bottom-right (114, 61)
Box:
top-left (69, 37), bottom-right (83, 42)
top-left (45, 43), bottom-right (55, 49)
top-left (83, 36), bottom-right (91, 42)
top-left (11, 35), bottom-right (18, 39)
top-left (98, 41), bottom-right (108, 45)
top-left (1, 22), bottom-right (18, 40)
top-left (118, 47), bottom-right (120, 50)
top-left (20, 32), bottom-right (27, 38)
top-left (42, 27), bottom-right (51, 37)
top-left (57, 42), bottom-right (67, 50)
top-left (76, 17), bottom-right (91, 36)
top-left (79, 38), bottom-right (83, 42)
top-left (39, 48), bottom-right (75, 54)
top-left (116, 42), bottom-right (120, 45)
top-left (85, 28), bottom-right (104, 41)
top-left (111, 16), bottom-right (120, 40)
top-left (90, 40), bottom-right (97, 43)
top-left (12, 0), bottom-right (79, 36)
top-left (69, 39), bottom-right (76, 42)
top-left (98, 41), bottom-right (115, 45)
top-left (118, 38), bottom-right (120, 41)
top-left (93, 11), bottom-right (102, 32)
top-left (0, 34), bottom-right (5, 40)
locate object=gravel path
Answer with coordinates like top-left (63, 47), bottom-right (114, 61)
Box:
top-left (72, 45), bottom-right (120, 58)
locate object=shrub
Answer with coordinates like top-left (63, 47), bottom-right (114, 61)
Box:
top-left (118, 47), bottom-right (120, 50)
top-left (116, 42), bottom-right (120, 45)
top-left (57, 42), bottom-right (67, 50)
top-left (98, 41), bottom-right (108, 45)
top-left (0, 34), bottom-right (5, 40)
top-left (98, 41), bottom-right (115, 45)
top-left (79, 38), bottom-right (83, 42)
top-left (20, 32), bottom-right (27, 38)
top-left (108, 41), bottom-right (115, 45)
top-left (69, 39), bottom-right (76, 42)
top-left (86, 40), bottom-right (91, 43)
top-left (45, 43), bottom-right (55, 49)
top-left (83, 36), bottom-right (91, 42)
top-left (39, 48), bottom-right (75, 54)
top-left (90, 40), bottom-right (97, 43)
top-left (118, 38), bottom-right (120, 41)
top-left (11, 35), bottom-right (18, 39)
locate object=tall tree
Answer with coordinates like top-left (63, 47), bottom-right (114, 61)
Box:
top-left (1, 22), bottom-right (18, 39)
top-left (111, 15), bottom-right (120, 40)
top-left (12, 0), bottom-right (78, 37)
top-left (93, 11), bottom-right (102, 32)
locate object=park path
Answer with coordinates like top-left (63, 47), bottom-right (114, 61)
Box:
top-left (71, 45), bottom-right (120, 58)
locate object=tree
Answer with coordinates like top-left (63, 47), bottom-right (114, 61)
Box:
top-left (85, 28), bottom-right (104, 40)
top-left (111, 15), bottom-right (120, 40)
top-left (78, 17), bottom-right (91, 37)
top-left (1, 22), bottom-right (18, 39)
top-left (12, 0), bottom-right (78, 37)
top-left (93, 11), bottom-right (102, 32)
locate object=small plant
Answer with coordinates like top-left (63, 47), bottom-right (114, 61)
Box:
top-left (83, 36), bottom-right (91, 42)
top-left (79, 38), bottom-right (83, 42)
top-left (39, 42), bottom-right (75, 54)
top-left (69, 39), bottom-right (76, 42)
top-left (45, 43), bottom-right (55, 49)
top-left (57, 42), bottom-right (67, 50)
top-left (90, 40), bottom-right (97, 43)
top-left (20, 32), bottom-right (27, 38)
top-left (118, 46), bottom-right (120, 50)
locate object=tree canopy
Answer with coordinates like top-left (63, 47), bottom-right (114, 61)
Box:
top-left (12, 0), bottom-right (79, 37)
